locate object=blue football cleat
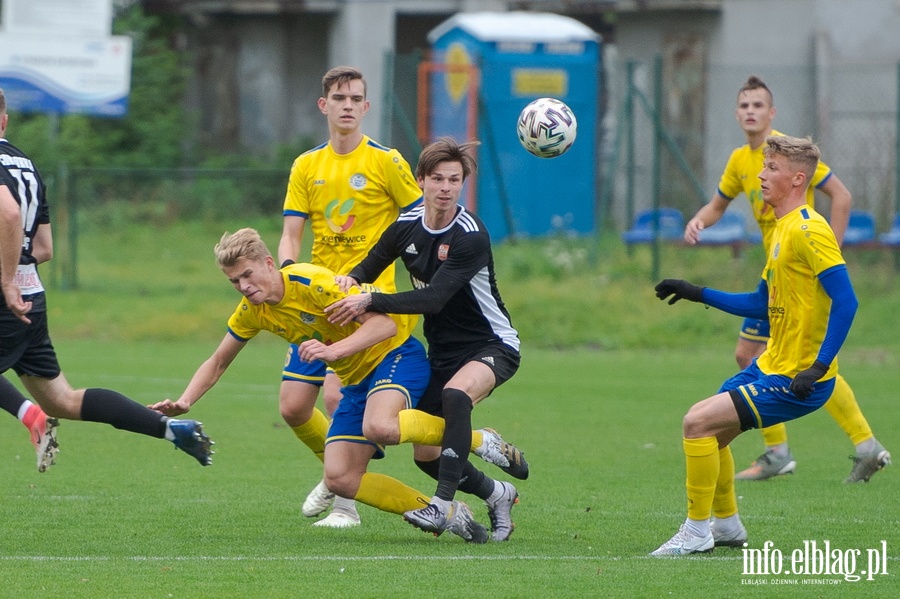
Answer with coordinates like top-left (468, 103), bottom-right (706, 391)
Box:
top-left (169, 419), bottom-right (214, 466)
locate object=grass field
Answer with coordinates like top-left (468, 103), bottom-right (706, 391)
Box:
top-left (0, 339), bottom-right (897, 597)
top-left (1, 221), bottom-right (899, 597)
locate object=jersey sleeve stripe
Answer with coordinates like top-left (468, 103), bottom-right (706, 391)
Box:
top-left (717, 187), bottom-right (736, 200)
top-left (814, 171), bottom-right (833, 189)
top-left (227, 328), bottom-right (252, 342)
top-left (284, 209), bottom-right (309, 218)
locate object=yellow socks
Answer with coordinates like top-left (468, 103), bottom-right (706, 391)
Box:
top-left (354, 472), bottom-right (430, 515)
top-left (712, 446), bottom-right (738, 519)
top-left (398, 409), bottom-right (445, 446)
top-left (760, 422), bottom-right (788, 447)
top-left (684, 436), bottom-right (719, 521)
top-left (290, 408), bottom-right (329, 462)
top-left (397, 409), bottom-right (485, 452)
top-left (824, 375), bottom-right (874, 446)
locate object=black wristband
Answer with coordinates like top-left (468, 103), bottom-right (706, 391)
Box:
top-left (280, 259), bottom-right (295, 269)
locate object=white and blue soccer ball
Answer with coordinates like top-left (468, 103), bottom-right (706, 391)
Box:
top-left (516, 97), bottom-right (577, 158)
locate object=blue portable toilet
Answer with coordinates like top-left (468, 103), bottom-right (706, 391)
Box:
top-left (426, 12), bottom-right (600, 240)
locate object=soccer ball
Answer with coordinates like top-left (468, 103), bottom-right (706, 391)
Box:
top-left (516, 97), bottom-right (577, 158)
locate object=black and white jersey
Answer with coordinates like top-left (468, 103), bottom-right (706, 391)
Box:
top-left (0, 138), bottom-right (49, 311)
top-left (349, 204), bottom-right (519, 364)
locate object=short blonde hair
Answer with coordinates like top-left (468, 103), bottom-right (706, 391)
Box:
top-left (214, 228), bottom-right (271, 269)
top-left (764, 135), bottom-right (820, 182)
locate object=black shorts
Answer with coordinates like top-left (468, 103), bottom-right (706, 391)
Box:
top-left (0, 310), bottom-right (61, 378)
top-left (417, 342), bottom-right (520, 416)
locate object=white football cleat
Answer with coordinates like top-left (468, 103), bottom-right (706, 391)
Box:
top-left (650, 524), bottom-right (714, 557)
top-left (302, 480), bottom-right (335, 517)
top-left (312, 512), bottom-right (361, 528)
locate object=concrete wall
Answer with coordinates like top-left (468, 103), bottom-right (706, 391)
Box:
top-left (610, 0), bottom-right (900, 225)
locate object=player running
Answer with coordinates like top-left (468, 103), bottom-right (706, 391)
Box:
top-left (0, 88), bottom-right (213, 469)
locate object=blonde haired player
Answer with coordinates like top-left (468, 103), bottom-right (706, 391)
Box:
top-left (683, 76), bottom-right (889, 483)
top-left (150, 228), bottom-right (523, 543)
top-left (653, 135), bottom-right (861, 555)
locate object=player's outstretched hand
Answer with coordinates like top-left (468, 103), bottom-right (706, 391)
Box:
top-left (789, 361), bottom-right (829, 399)
top-left (148, 399), bottom-right (190, 417)
top-left (655, 279), bottom-right (704, 305)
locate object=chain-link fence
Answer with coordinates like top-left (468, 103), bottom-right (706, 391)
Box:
top-left (53, 167), bottom-right (286, 289)
top-left (603, 59), bottom-right (900, 234)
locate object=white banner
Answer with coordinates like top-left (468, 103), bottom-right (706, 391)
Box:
top-left (2, 0), bottom-right (112, 38)
top-left (0, 33), bottom-right (132, 116)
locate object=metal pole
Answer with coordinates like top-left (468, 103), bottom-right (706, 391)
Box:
top-left (894, 62), bottom-right (900, 269)
top-left (651, 55), bottom-right (663, 282)
top-left (625, 60), bottom-right (636, 257)
top-left (381, 49), bottom-right (394, 145)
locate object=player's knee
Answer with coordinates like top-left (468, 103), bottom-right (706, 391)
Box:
top-left (278, 384), bottom-right (318, 426)
top-left (322, 390), bottom-right (342, 418)
top-left (735, 351), bottom-right (752, 370)
top-left (735, 341), bottom-right (764, 370)
top-left (279, 401), bottom-right (314, 427)
top-left (682, 408), bottom-right (707, 437)
top-left (323, 470), bottom-right (358, 499)
top-left (362, 418), bottom-right (399, 445)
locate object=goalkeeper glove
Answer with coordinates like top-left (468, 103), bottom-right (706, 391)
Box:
top-left (789, 361), bottom-right (829, 399)
top-left (654, 279), bottom-right (704, 305)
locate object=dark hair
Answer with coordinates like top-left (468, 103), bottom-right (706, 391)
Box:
top-left (415, 137), bottom-right (480, 181)
top-left (738, 75), bottom-right (774, 104)
top-left (322, 66), bottom-right (366, 98)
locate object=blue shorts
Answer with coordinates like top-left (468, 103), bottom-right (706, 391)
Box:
top-left (326, 336), bottom-right (430, 459)
top-left (720, 361), bottom-right (835, 430)
top-left (738, 318), bottom-right (770, 343)
top-left (282, 344), bottom-right (335, 385)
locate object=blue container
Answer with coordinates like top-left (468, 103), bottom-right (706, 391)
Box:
top-left (427, 12), bottom-right (600, 239)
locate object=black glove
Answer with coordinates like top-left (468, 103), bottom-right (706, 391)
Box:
top-left (654, 279), bottom-right (704, 305)
top-left (789, 361), bottom-right (829, 399)
top-left (280, 259), bottom-right (296, 269)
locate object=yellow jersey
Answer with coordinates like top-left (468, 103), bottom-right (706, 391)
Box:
top-left (717, 129), bottom-right (831, 250)
top-left (226, 263), bottom-right (417, 386)
top-left (283, 135), bottom-right (422, 292)
top-left (755, 205), bottom-right (844, 379)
